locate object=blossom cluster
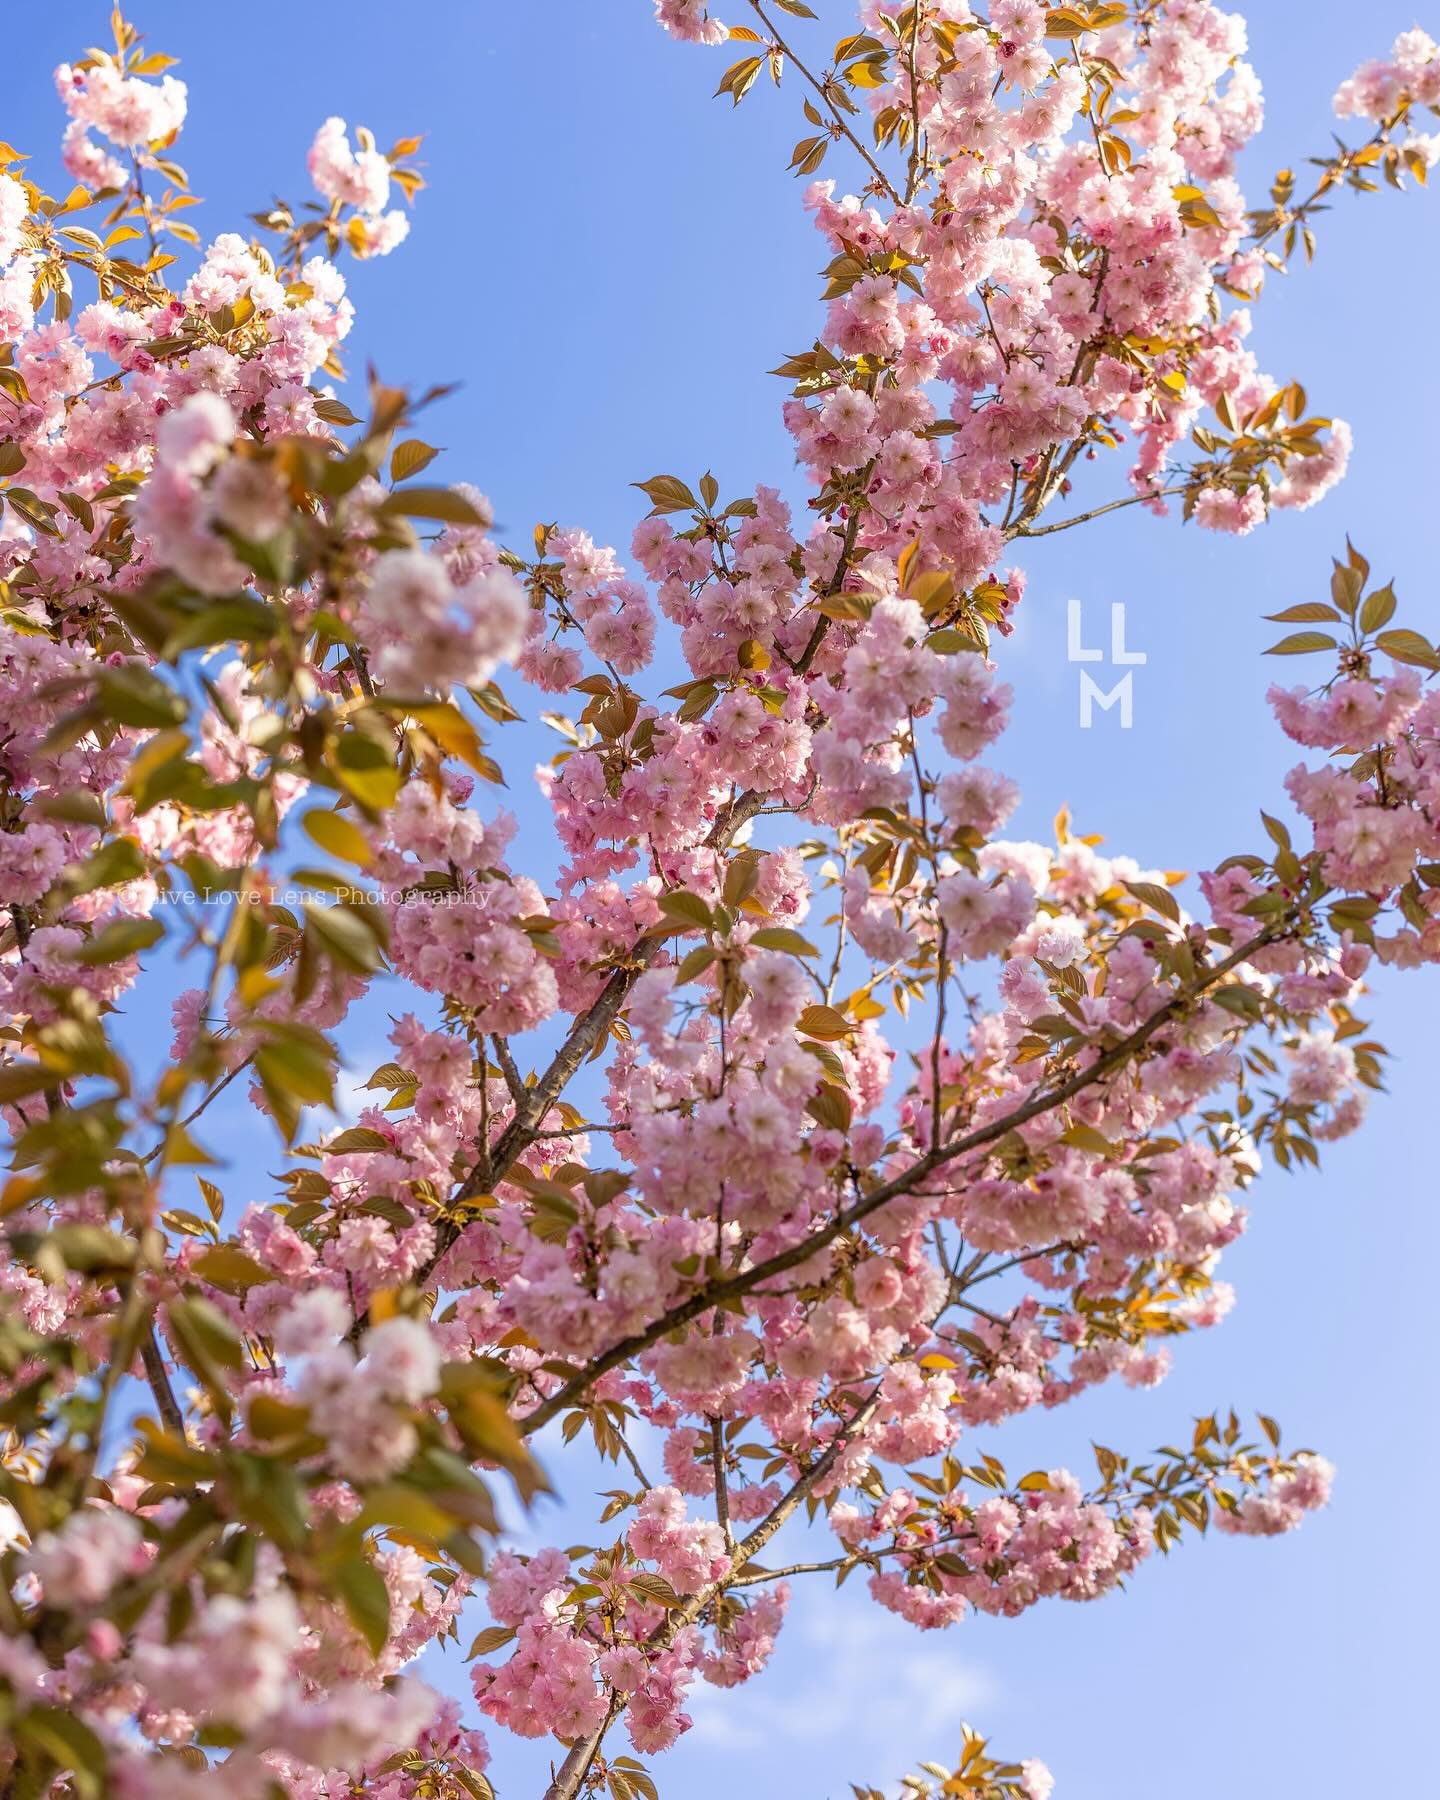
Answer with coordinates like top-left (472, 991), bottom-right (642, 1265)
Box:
top-left (0, 8), bottom-right (1434, 1800)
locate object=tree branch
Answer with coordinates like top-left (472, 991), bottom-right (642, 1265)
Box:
top-left (749, 0), bottom-right (901, 205)
top-left (710, 1415), bottom-right (734, 1552)
top-left (140, 1328), bottom-right (185, 1436)
top-left (490, 1034), bottom-right (525, 1105)
top-left (1007, 484), bottom-right (1189, 540)
top-left (521, 924), bottom-right (1283, 1436)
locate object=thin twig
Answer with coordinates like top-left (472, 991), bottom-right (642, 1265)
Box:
top-left (142, 1054), bottom-right (254, 1166)
top-left (1007, 483), bottom-right (1188, 539)
top-left (749, 0), bottom-right (902, 204)
top-left (710, 1415), bottom-right (734, 1552)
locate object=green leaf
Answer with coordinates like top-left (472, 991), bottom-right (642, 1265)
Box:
top-left (672, 945), bottom-right (716, 984)
top-left (392, 700), bottom-right (496, 778)
top-left (313, 396), bottom-right (360, 428)
top-left (331, 729), bottom-right (401, 812)
top-left (165, 1295), bottom-right (243, 1419)
top-left (440, 1372), bottom-right (547, 1503)
top-left (631, 475), bottom-right (698, 516)
top-left (248, 1391), bottom-right (315, 1444)
top-left (96, 664), bottom-right (188, 728)
top-left (325, 1126), bottom-right (391, 1153)
top-left (337, 1555), bottom-right (394, 1656)
top-left (305, 900), bottom-right (384, 973)
top-left (1211, 983), bottom-right (1264, 1019)
top-left (5, 487), bottom-right (61, 537)
top-left (627, 1571), bottom-right (681, 1607)
top-left (191, 1246), bottom-right (273, 1291)
top-left (1331, 562), bottom-right (1364, 615)
top-left (32, 790), bottom-right (106, 828)
top-left (806, 1084), bottom-right (853, 1131)
top-left (470, 678), bottom-right (523, 725)
top-left (72, 916), bottom-right (164, 964)
top-left (1358, 584), bottom-right (1397, 633)
top-left (722, 849), bottom-right (762, 908)
top-left (66, 836), bottom-right (148, 898)
top-left (1263, 631), bottom-right (1337, 656)
top-left (657, 890), bottom-right (713, 932)
top-left (361, 1195), bottom-right (415, 1228)
top-left (0, 1062), bottom-right (55, 1105)
top-left (1376, 628), bottom-right (1440, 670)
top-left (1328, 895), bottom-right (1380, 921)
top-left (466, 1624), bottom-right (518, 1658)
top-left (1044, 7), bottom-right (1093, 37)
top-left (354, 1482), bottom-right (457, 1541)
top-left (161, 596), bottom-right (278, 661)
top-left (250, 1051), bottom-right (298, 1137)
top-left (1123, 880), bottom-right (1181, 924)
top-left (390, 438), bottom-right (440, 483)
top-left (748, 926), bottom-right (820, 958)
top-left (1060, 1124), bottom-right (1115, 1157)
top-left (716, 55), bottom-right (764, 104)
top-left (377, 485), bottom-right (486, 526)
top-left (303, 809), bottom-right (373, 868)
top-left (927, 627), bottom-right (983, 654)
top-left (47, 1225), bottom-right (137, 1273)
top-left (1259, 811), bottom-right (1291, 851)
top-left (797, 1003), bottom-right (852, 1040)
top-left (133, 1419), bottom-right (218, 1482)
top-left (16, 1706), bottom-right (108, 1795)
top-left (363, 1061), bottom-right (420, 1092)
top-left (1263, 602), bottom-right (1340, 624)
top-left (168, 1294), bottom-right (245, 1367)
top-left (675, 679), bottom-right (718, 722)
top-left (256, 1038), bottom-right (336, 1141)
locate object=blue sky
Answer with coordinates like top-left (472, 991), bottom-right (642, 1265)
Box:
top-left (9, 4), bottom-right (1438, 1794)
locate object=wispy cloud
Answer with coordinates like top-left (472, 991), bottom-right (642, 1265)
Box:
top-left (685, 1589), bottom-right (997, 1785)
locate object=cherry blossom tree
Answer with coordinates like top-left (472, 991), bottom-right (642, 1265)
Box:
top-left (0, 5), bottom-right (1437, 1798)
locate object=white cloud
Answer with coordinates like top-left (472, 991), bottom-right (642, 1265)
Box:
top-left (685, 1586), bottom-right (997, 1778)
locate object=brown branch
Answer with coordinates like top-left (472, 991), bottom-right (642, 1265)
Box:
top-left (140, 1328), bottom-right (185, 1436)
top-left (141, 1053), bottom-right (253, 1166)
top-left (710, 1415), bottom-right (734, 1552)
top-left (614, 1425), bottom-right (655, 1492)
top-left (903, 1), bottom-right (927, 205)
top-left (7, 904), bottom-right (63, 1116)
top-left (727, 1525), bottom-right (979, 1589)
top-left (1251, 106), bottom-right (1408, 257)
top-left (542, 1694), bottom-right (623, 1800)
top-left (490, 1034), bottom-right (526, 1105)
top-left (128, 151), bottom-right (161, 261)
top-left (1007, 483), bottom-right (1189, 540)
top-left (749, 0), bottom-right (902, 205)
top-left (474, 790), bottom-right (769, 1185)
